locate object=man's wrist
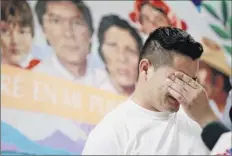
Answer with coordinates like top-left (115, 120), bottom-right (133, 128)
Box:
top-left (198, 111), bottom-right (219, 128)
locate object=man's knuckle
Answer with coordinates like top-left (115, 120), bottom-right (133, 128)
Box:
top-left (177, 96), bottom-right (182, 101)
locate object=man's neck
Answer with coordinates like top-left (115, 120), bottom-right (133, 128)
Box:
top-left (131, 84), bottom-right (160, 112)
top-left (58, 57), bottom-right (87, 78)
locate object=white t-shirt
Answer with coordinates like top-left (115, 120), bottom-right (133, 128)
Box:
top-left (82, 99), bottom-right (209, 155)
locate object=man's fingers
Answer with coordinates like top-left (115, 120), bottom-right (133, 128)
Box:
top-left (167, 87), bottom-right (186, 105)
top-left (168, 74), bottom-right (187, 89)
top-left (174, 72), bottom-right (199, 89)
top-left (168, 79), bottom-right (188, 98)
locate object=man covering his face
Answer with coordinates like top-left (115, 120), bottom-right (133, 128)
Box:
top-left (83, 27), bottom-right (216, 155)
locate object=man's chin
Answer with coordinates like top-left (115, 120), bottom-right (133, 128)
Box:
top-left (118, 78), bottom-right (135, 87)
top-left (61, 56), bottom-right (87, 65)
top-left (11, 56), bottom-right (23, 65)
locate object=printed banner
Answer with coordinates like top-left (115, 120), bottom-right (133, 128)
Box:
top-left (1, 0), bottom-right (231, 155)
top-left (1, 65), bottom-right (126, 155)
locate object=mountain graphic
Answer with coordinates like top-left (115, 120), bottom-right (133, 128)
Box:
top-left (74, 122), bottom-right (95, 135)
top-left (1, 121), bottom-right (71, 155)
top-left (1, 142), bottom-right (21, 152)
top-left (37, 130), bottom-right (86, 154)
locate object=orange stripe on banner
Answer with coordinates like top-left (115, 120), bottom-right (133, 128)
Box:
top-left (1, 64), bottom-right (126, 125)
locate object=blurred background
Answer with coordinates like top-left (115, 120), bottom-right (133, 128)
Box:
top-left (1, 0), bottom-right (231, 155)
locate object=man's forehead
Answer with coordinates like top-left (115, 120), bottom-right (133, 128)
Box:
top-left (173, 55), bottom-right (199, 78)
top-left (46, 1), bottom-right (83, 18)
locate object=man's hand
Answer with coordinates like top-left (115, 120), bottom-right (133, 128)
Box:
top-left (167, 71), bottom-right (219, 127)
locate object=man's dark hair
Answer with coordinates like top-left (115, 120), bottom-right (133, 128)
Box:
top-left (35, 0), bottom-right (94, 35)
top-left (97, 14), bottom-right (143, 62)
top-left (1, 0), bottom-right (34, 36)
top-left (140, 27), bottom-right (203, 69)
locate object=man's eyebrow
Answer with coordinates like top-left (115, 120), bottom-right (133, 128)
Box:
top-left (47, 12), bottom-right (60, 18)
top-left (47, 12), bottom-right (83, 20)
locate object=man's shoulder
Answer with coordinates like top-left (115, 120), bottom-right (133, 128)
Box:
top-left (82, 100), bottom-right (130, 155)
top-left (99, 100), bottom-right (130, 123)
top-left (91, 100), bottom-right (131, 134)
top-left (176, 108), bottom-right (202, 134)
top-left (32, 56), bottom-right (57, 76)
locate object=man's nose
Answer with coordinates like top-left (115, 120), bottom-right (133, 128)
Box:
top-left (10, 31), bottom-right (18, 45)
top-left (63, 22), bottom-right (74, 39)
top-left (116, 48), bottom-right (127, 63)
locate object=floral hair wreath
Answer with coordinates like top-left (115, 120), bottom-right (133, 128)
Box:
top-left (129, 0), bottom-right (188, 31)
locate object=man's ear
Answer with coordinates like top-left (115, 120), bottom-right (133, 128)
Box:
top-left (139, 59), bottom-right (151, 81)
